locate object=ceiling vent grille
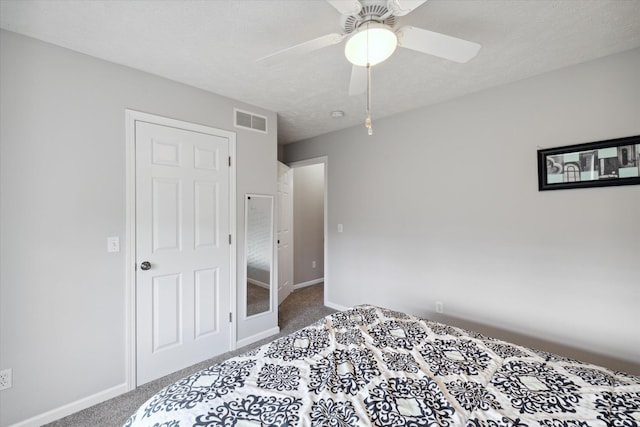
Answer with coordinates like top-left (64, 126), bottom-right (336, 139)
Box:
top-left (234, 108), bottom-right (268, 134)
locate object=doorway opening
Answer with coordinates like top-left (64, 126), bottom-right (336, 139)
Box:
top-left (285, 157), bottom-right (328, 307)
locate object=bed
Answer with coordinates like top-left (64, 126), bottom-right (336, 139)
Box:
top-left (125, 305), bottom-right (640, 426)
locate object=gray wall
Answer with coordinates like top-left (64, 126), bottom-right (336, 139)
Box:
top-left (285, 48), bottom-right (640, 371)
top-left (293, 164), bottom-right (324, 285)
top-left (0, 30), bottom-right (276, 426)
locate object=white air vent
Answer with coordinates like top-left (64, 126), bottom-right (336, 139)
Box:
top-left (234, 108), bottom-right (268, 134)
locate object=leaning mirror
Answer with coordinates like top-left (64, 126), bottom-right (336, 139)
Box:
top-left (245, 194), bottom-right (274, 317)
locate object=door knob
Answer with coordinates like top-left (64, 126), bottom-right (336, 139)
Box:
top-left (140, 261), bottom-right (152, 271)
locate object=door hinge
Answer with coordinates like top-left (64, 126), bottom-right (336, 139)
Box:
top-left (229, 312), bottom-right (233, 322)
top-left (229, 234), bottom-right (232, 245)
top-left (228, 156), bottom-right (231, 167)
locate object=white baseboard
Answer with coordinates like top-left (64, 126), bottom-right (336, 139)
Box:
top-left (325, 300), bottom-right (350, 312)
top-left (10, 382), bottom-right (128, 427)
top-left (294, 278), bottom-right (324, 289)
top-left (235, 326), bottom-right (280, 349)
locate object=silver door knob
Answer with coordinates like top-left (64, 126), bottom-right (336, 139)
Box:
top-left (140, 261), bottom-right (151, 271)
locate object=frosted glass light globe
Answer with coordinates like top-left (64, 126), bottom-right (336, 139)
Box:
top-left (344, 23), bottom-right (398, 66)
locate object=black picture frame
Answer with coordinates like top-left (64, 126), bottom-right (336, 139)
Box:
top-left (537, 135), bottom-right (640, 191)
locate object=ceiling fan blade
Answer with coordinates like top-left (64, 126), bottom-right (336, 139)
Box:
top-left (327, 0), bottom-right (362, 15)
top-left (348, 65), bottom-right (367, 96)
top-left (386, 0), bottom-right (428, 16)
top-left (257, 33), bottom-right (346, 64)
top-left (396, 25), bottom-right (481, 63)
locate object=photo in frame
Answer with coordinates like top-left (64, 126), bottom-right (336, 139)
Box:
top-left (537, 135), bottom-right (640, 191)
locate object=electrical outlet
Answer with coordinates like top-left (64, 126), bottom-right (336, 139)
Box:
top-left (0, 369), bottom-right (12, 390)
top-left (435, 301), bottom-right (444, 314)
top-left (312, 261), bottom-right (316, 269)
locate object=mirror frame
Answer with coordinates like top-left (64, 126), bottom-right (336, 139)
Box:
top-left (244, 193), bottom-right (275, 319)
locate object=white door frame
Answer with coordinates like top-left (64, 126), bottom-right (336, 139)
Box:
top-left (124, 109), bottom-right (237, 390)
top-left (287, 156), bottom-right (329, 307)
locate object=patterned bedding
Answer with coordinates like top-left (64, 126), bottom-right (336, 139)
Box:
top-left (126, 305), bottom-right (640, 426)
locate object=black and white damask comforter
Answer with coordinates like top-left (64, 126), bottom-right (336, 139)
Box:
top-left (126, 305), bottom-right (640, 426)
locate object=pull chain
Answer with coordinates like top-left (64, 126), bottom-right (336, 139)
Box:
top-left (365, 63), bottom-right (372, 135)
top-left (364, 22), bottom-right (373, 136)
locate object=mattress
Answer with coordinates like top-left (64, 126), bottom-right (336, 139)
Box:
top-left (125, 305), bottom-right (640, 426)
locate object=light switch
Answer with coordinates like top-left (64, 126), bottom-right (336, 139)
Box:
top-left (338, 224), bottom-right (343, 233)
top-left (107, 236), bottom-right (120, 253)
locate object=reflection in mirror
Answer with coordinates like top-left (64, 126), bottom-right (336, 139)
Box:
top-left (245, 194), bottom-right (274, 317)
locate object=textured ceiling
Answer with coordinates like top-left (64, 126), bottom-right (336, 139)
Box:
top-left (2, 0), bottom-right (640, 144)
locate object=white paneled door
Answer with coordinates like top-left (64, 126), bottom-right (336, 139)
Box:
top-left (277, 162), bottom-right (293, 304)
top-left (135, 121), bottom-right (231, 386)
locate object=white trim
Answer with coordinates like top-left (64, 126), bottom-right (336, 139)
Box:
top-left (9, 383), bottom-right (128, 427)
top-left (294, 278), bottom-right (324, 289)
top-left (325, 301), bottom-right (350, 312)
top-left (288, 156), bottom-right (329, 307)
top-left (125, 110), bottom-right (137, 392)
top-left (228, 134), bottom-right (237, 352)
top-left (235, 326), bottom-right (280, 349)
top-left (124, 109), bottom-right (237, 390)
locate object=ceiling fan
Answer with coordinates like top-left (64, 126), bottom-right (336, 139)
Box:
top-left (258, 0), bottom-right (481, 96)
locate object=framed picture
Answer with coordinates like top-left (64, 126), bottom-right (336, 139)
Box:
top-left (537, 135), bottom-right (640, 191)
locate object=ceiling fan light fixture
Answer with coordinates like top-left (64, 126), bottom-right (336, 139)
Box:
top-left (344, 23), bottom-right (397, 66)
